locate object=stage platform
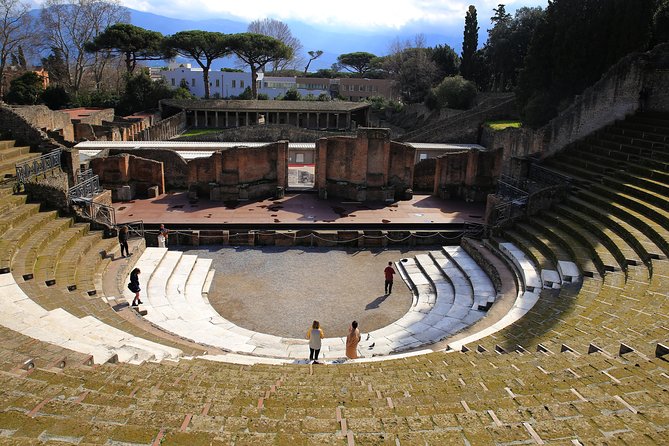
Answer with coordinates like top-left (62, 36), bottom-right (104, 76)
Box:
top-left (113, 193), bottom-right (486, 230)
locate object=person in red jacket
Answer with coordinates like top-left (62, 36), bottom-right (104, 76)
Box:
top-left (384, 261), bottom-right (396, 295)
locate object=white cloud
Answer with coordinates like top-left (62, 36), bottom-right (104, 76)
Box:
top-left (120, 0), bottom-right (546, 30)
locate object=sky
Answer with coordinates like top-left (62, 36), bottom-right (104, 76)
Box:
top-left (117, 0), bottom-right (546, 31)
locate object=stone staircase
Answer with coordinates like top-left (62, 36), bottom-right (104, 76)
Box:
top-left (0, 140), bottom-right (37, 179)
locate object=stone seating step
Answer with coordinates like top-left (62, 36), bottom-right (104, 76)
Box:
top-left (53, 233), bottom-right (101, 289)
top-left (567, 195), bottom-right (664, 262)
top-left (541, 210), bottom-right (616, 275)
top-left (33, 223), bottom-right (90, 284)
top-left (501, 229), bottom-right (563, 290)
top-left (497, 241), bottom-right (542, 292)
top-left (442, 246), bottom-right (496, 310)
top-left (550, 157), bottom-right (669, 210)
top-left (0, 210), bottom-right (58, 272)
top-left (570, 142), bottom-right (669, 190)
top-left (1, 268), bottom-right (184, 365)
top-left (607, 121), bottom-right (669, 144)
top-left (0, 152), bottom-right (41, 178)
top-left (73, 236), bottom-right (118, 295)
top-left (0, 202), bottom-right (40, 237)
top-left (0, 193), bottom-right (26, 215)
top-left (0, 140), bottom-right (16, 150)
top-left (406, 255), bottom-right (437, 310)
top-left (0, 144), bottom-right (30, 161)
top-left (11, 217), bottom-right (74, 277)
top-left (556, 204), bottom-right (642, 272)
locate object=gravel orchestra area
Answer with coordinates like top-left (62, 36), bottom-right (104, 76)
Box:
top-left (187, 246), bottom-right (438, 338)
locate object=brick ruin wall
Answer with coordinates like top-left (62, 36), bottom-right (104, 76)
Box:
top-left (315, 128), bottom-right (415, 201)
top-left (107, 149), bottom-right (189, 189)
top-left (434, 148), bottom-right (504, 202)
top-left (188, 141), bottom-right (288, 201)
top-left (90, 154), bottom-right (164, 200)
top-left (412, 158), bottom-right (436, 192)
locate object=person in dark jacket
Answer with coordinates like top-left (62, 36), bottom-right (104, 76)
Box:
top-left (129, 268), bottom-right (142, 306)
top-left (118, 225), bottom-right (129, 258)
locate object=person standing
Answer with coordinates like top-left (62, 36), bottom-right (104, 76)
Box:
top-left (118, 225), bottom-right (130, 258)
top-left (346, 321), bottom-right (361, 359)
top-left (157, 224), bottom-right (169, 248)
top-left (128, 268), bottom-right (142, 306)
top-left (306, 320), bottom-right (324, 363)
top-left (384, 261), bottom-right (396, 295)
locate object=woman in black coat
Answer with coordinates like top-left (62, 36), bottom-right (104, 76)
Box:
top-left (129, 268), bottom-right (142, 306)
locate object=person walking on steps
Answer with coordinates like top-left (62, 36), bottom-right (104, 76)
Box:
top-left (346, 320), bottom-right (361, 359)
top-left (307, 320), bottom-right (324, 363)
top-left (128, 268), bottom-right (143, 306)
top-left (118, 225), bottom-right (130, 258)
top-left (157, 224), bottom-right (169, 248)
top-left (384, 261), bottom-right (396, 295)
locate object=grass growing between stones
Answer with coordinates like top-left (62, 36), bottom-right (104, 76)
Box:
top-left (181, 128), bottom-right (225, 137)
top-left (486, 120), bottom-right (522, 130)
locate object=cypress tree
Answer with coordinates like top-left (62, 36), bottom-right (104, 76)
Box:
top-left (460, 5), bottom-right (479, 81)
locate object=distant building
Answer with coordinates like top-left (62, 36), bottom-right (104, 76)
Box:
top-left (159, 67), bottom-right (398, 102)
top-left (161, 99), bottom-right (370, 131)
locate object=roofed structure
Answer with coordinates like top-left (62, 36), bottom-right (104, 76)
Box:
top-left (160, 99), bottom-right (370, 131)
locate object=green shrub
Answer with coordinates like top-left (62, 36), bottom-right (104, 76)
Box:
top-left (431, 75), bottom-right (477, 110)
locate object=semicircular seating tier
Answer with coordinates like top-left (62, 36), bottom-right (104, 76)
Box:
top-left (123, 242), bottom-right (549, 361)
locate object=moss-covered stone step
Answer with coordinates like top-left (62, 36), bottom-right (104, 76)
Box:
top-left (11, 217), bottom-right (74, 278)
top-left (567, 194), bottom-right (663, 263)
top-left (0, 211), bottom-right (58, 271)
top-left (540, 210), bottom-right (616, 275)
top-left (555, 204), bottom-right (642, 274)
top-left (528, 216), bottom-right (600, 279)
top-left (53, 233), bottom-right (102, 289)
top-left (0, 152), bottom-right (41, 177)
top-left (514, 221), bottom-right (572, 266)
top-left (0, 140), bottom-right (16, 150)
top-left (0, 144), bottom-right (31, 161)
top-left (0, 203), bottom-right (40, 237)
top-left (33, 224), bottom-right (90, 284)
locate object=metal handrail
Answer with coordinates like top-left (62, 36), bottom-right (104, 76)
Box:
top-left (15, 149), bottom-right (62, 186)
top-left (71, 198), bottom-right (116, 227)
top-left (67, 175), bottom-right (102, 203)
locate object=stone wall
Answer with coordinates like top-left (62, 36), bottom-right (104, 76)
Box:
top-left (89, 154), bottom-right (164, 201)
top-left (135, 111), bottom-right (187, 141)
top-left (399, 94), bottom-right (517, 143)
top-left (0, 104), bottom-right (69, 149)
top-left (23, 170), bottom-right (70, 212)
top-left (188, 141), bottom-right (288, 201)
top-left (9, 105), bottom-right (74, 142)
top-left (175, 124), bottom-right (355, 143)
top-left (74, 123), bottom-right (122, 142)
top-left (69, 108), bottom-right (115, 125)
top-left (107, 148), bottom-right (189, 189)
top-left (413, 158), bottom-right (436, 192)
top-left (315, 128), bottom-right (415, 201)
top-left (434, 148), bottom-right (503, 202)
top-left (481, 43), bottom-right (669, 165)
